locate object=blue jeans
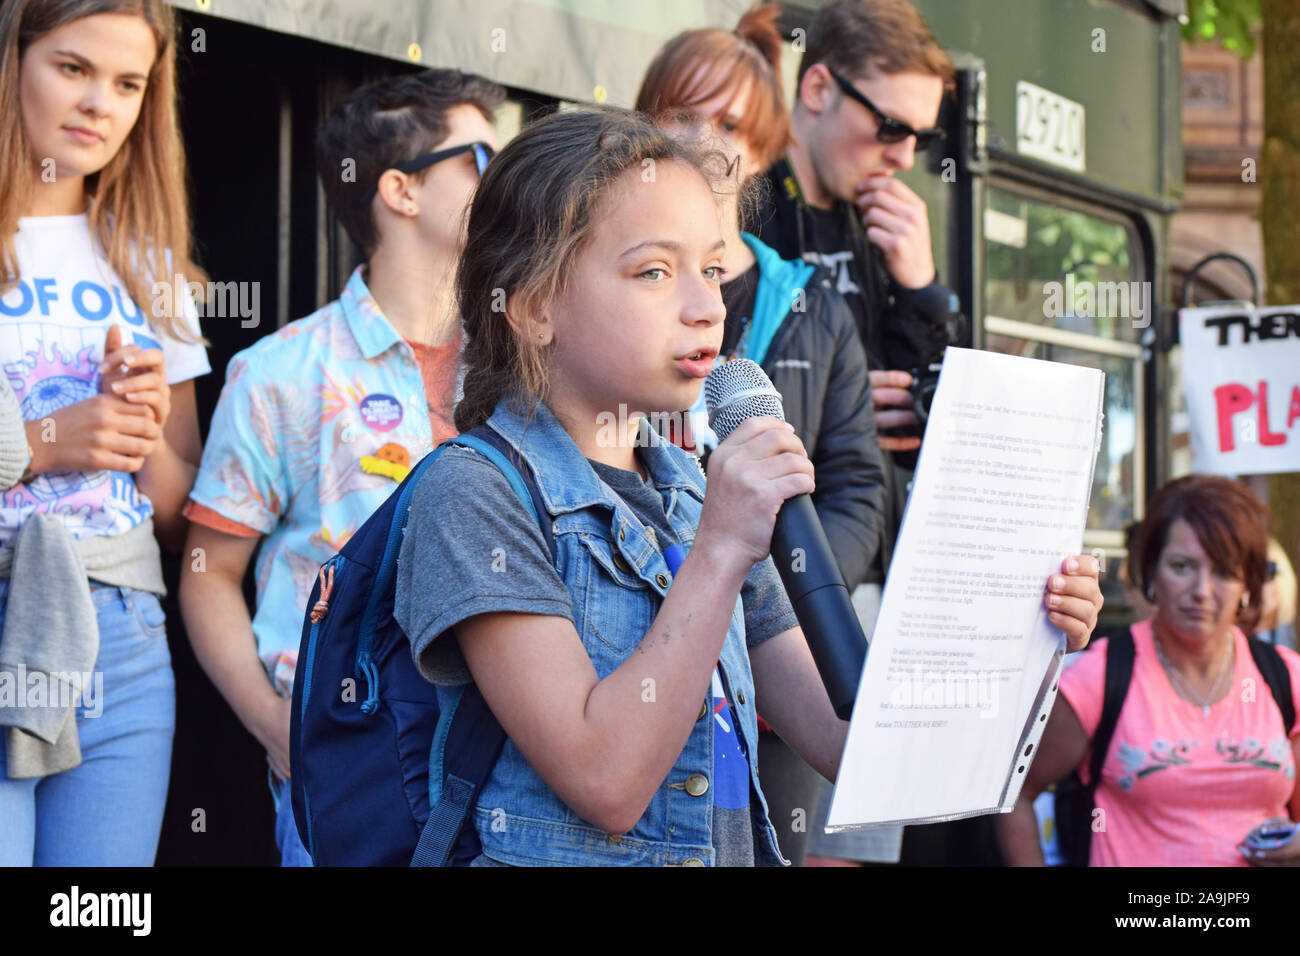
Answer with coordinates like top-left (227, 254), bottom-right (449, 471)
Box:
top-left (271, 769), bottom-right (313, 866)
top-left (0, 580), bottom-right (175, 866)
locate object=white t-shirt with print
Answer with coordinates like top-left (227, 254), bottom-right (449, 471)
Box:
top-left (0, 213), bottom-right (210, 544)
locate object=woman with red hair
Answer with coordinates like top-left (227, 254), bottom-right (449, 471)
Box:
top-left (1000, 476), bottom-right (1300, 866)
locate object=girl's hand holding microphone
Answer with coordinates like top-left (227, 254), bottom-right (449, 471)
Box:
top-left (696, 417), bottom-right (815, 572)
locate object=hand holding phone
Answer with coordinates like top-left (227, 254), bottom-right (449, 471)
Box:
top-left (1244, 817), bottom-right (1297, 851)
top-left (1239, 816), bottom-right (1300, 865)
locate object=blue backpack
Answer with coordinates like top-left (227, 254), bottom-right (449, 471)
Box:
top-left (289, 426), bottom-right (554, 866)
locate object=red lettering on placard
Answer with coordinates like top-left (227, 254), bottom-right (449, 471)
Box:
top-left (1258, 381), bottom-right (1287, 446)
top-left (1289, 386), bottom-right (1300, 430)
top-left (1214, 383), bottom-right (1254, 452)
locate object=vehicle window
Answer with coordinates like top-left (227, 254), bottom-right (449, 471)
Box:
top-left (983, 185), bottom-right (1147, 552)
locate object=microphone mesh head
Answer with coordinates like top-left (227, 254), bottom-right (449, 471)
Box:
top-left (704, 358), bottom-right (785, 443)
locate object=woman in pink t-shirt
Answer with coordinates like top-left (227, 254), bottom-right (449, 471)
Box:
top-left (1000, 476), bottom-right (1300, 866)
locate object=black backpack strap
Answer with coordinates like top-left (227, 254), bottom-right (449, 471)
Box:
top-left (1090, 630), bottom-right (1136, 790)
top-left (411, 684), bottom-right (509, 866)
top-left (1247, 636), bottom-right (1296, 735)
top-left (410, 424), bottom-right (556, 866)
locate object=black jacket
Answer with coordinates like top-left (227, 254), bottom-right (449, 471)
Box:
top-left (756, 158), bottom-right (967, 581)
top-left (726, 238), bottom-right (886, 593)
top-left (756, 158), bottom-right (964, 375)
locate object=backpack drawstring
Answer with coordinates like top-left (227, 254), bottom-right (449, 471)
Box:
top-left (308, 561), bottom-right (381, 713)
top-left (310, 564), bottom-right (336, 623)
top-left (358, 654), bottom-right (381, 715)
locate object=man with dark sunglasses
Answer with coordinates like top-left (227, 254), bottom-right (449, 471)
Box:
top-left (826, 66), bottom-right (947, 152)
top-left (361, 141), bottom-right (495, 203)
top-left (759, 0), bottom-right (963, 395)
top-left (179, 69), bottom-right (502, 867)
top-left (755, 0), bottom-right (969, 868)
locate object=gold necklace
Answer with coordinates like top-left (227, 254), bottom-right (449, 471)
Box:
top-left (1152, 632), bottom-right (1235, 719)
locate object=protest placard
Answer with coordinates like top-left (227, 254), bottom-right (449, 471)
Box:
top-left (1179, 305), bottom-right (1300, 476)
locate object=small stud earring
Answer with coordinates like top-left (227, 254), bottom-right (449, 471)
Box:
top-left (1145, 586), bottom-right (1155, 602)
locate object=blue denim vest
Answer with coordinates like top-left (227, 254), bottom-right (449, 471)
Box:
top-left (461, 399), bottom-right (786, 866)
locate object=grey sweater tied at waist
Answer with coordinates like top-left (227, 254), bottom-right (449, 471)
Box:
top-left (0, 373), bottom-right (168, 779)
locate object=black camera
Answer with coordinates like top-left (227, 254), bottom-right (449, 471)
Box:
top-left (907, 362), bottom-right (943, 425)
top-left (878, 288), bottom-right (965, 451)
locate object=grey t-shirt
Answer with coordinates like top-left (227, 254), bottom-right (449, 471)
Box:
top-left (394, 445), bottom-right (798, 866)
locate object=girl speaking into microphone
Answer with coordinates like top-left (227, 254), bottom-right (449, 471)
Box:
top-left (394, 107), bottom-right (1102, 865)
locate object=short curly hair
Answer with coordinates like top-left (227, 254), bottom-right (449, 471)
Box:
top-left (1136, 475), bottom-right (1271, 631)
top-left (315, 69), bottom-right (504, 258)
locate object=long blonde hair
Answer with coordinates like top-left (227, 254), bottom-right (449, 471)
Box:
top-left (0, 0), bottom-right (205, 343)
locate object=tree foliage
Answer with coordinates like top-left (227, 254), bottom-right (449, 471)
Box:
top-left (1182, 0), bottom-right (1262, 59)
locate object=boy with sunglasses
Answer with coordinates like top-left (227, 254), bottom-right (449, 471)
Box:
top-left (755, 0), bottom-right (966, 865)
top-left (178, 69), bottom-right (502, 865)
top-left (759, 0), bottom-right (962, 439)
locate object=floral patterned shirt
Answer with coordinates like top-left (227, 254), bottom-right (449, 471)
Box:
top-left (1060, 619), bottom-right (1300, 866)
top-left (184, 267), bottom-right (459, 694)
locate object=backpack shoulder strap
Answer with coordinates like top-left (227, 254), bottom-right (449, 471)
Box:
top-left (1089, 630), bottom-right (1135, 790)
top-left (361, 441), bottom-right (459, 647)
top-left (1247, 636), bottom-right (1296, 735)
top-left (411, 682), bottom-right (506, 867)
top-left (359, 426), bottom-right (551, 677)
top-left (411, 425), bottom-right (556, 867)
top-left (453, 426), bottom-right (556, 564)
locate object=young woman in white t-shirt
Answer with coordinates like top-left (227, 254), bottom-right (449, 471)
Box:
top-left (0, 0), bottom-right (209, 865)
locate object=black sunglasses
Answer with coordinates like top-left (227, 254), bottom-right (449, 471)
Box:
top-left (827, 68), bottom-right (946, 151)
top-left (363, 141), bottom-right (494, 201)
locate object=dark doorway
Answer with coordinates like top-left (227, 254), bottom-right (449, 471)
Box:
top-left (156, 11), bottom-right (410, 866)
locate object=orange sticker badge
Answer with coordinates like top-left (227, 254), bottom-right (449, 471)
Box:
top-left (360, 442), bottom-right (412, 482)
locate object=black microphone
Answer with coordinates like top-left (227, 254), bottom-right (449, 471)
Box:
top-left (704, 359), bottom-right (867, 720)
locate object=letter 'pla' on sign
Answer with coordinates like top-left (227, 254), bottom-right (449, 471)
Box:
top-left (1258, 382), bottom-right (1288, 446)
top-left (1182, 303), bottom-right (1300, 475)
top-left (1215, 383), bottom-right (1253, 453)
